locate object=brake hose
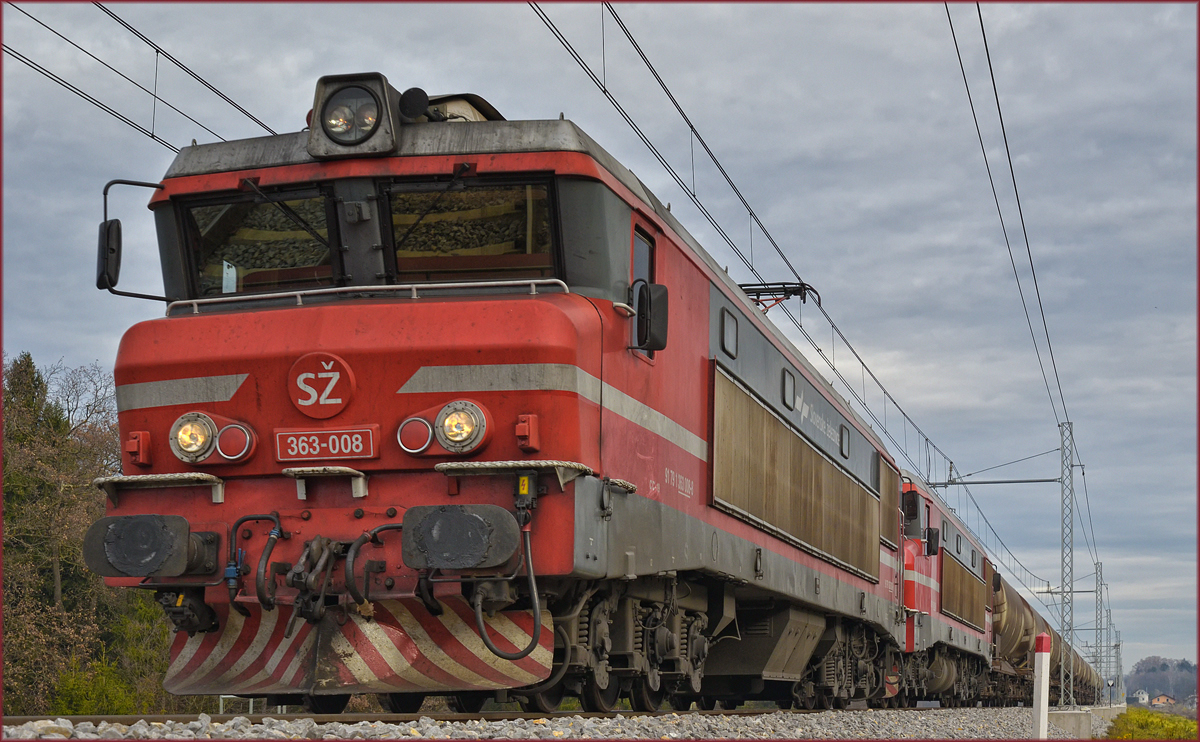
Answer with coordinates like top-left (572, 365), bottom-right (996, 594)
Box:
top-left (346, 523), bottom-right (404, 605)
top-left (473, 529), bottom-right (542, 660)
top-left (226, 513), bottom-right (284, 613)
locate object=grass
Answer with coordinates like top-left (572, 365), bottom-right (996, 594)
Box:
top-left (1105, 706), bottom-right (1198, 740)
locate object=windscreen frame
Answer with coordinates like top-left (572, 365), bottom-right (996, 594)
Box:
top-left (175, 184), bottom-right (343, 299)
top-left (377, 174), bottom-right (564, 285)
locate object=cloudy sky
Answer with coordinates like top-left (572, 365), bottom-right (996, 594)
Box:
top-left (4, 3), bottom-right (1195, 673)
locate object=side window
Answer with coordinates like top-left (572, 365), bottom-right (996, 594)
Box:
top-left (971, 549), bottom-right (977, 568)
top-left (632, 230), bottom-right (655, 358)
top-left (720, 309), bottom-right (738, 357)
top-left (956, 534), bottom-right (962, 553)
top-left (781, 369), bottom-right (795, 410)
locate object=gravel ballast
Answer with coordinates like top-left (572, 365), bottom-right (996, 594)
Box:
top-left (4, 708), bottom-right (1113, 740)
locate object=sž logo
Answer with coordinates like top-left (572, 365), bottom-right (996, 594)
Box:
top-left (288, 352), bottom-right (356, 419)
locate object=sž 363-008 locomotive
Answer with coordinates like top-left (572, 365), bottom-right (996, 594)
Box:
top-left (85, 72), bottom-right (1099, 713)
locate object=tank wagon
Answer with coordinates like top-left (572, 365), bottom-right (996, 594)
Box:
top-left (84, 72), bottom-right (1098, 712)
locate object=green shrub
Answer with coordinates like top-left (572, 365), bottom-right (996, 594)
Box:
top-left (50, 653), bottom-right (137, 715)
top-left (1106, 706), bottom-right (1199, 740)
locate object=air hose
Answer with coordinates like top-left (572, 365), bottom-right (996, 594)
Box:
top-left (473, 529), bottom-right (542, 660)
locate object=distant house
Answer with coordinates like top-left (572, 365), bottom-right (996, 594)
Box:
top-left (1150, 694), bottom-right (1176, 707)
top-left (1134, 689), bottom-right (1149, 705)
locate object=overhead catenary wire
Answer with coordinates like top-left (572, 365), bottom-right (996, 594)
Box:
top-left (950, 3), bottom-right (1103, 579)
top-left (975, 3), bottom-right (1071, 425)
top-left (6, 2), bottom-right (225, 142)
top-left (597, 2), bottom-right (960, 482)
top-left (2, 44), bottom-right (179, 153)
top-left (944, 3), bottom-right (1061, 427)
top-left (92, 2), bottom-right (276, 135)
top-left (957, 447), bottom-right (1060, 480)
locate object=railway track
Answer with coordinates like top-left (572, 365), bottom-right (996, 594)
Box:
top-left (2, 703), bottom-right (949, 727)
top-left (8, 704), bottom-right (1093, 741)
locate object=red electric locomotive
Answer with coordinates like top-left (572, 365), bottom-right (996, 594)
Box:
top-left (85, 72), bottom-right (1098, 712)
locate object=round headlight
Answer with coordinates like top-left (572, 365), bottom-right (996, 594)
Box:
top-left (355, 101), bottom-right (378, 130)
top-left (322, 86), bottom-right (381, 145)
top-left (169, 413), bottom-right (217, 462)
top-left (177, 422), bottom-right (209, 452)
top-left (443, 411), bottom-right (476, 442)
top-left (324, 105), bottom-right (354, 134)
top-left (435, 401), bottom-right (487, 453)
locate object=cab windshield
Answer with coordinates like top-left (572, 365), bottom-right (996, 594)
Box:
top-left (184, 192), bottom-right (334, 296)
top-left (387, 183), bottom-right (554, 282)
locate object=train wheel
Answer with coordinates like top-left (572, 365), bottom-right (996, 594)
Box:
top-left (696, 696), bottom-right (717, 710)
top-left (817, 693), bottom-right (833, 710)
top-left (629, 677), bottom-right (666, 712)
top-left (303, 694), bottom-right (350, 714)
top-left (520, 684), bottom-right (565, 713)
top-left (448, 692), bottom-right (488, 714)
top-left (796, 693), bottom-right (816, 710)
top-left (379, 693), bottom-right (426, 713)
top-left (581, 677), bottom-right (621, 712)
top-left (832, 696), bottom-right (849, 710)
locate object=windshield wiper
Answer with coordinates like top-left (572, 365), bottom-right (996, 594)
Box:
top-left (391, 163), bottom-right (471, 254)
top-left (240, 179), bottom-right (330, 249)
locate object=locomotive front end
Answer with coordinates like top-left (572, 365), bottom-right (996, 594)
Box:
top-left (84, 72), bottom-right (621, 710)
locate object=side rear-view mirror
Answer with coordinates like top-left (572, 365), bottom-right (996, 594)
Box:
top-left (632, 281), bottom-right (669, 352)
top-left (96, 219), bottom-right (122, 290)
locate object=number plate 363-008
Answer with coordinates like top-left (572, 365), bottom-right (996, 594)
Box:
top-left (274, 425), bottom-right (380, 462)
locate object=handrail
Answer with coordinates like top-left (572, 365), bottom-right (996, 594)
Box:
top-left (165, 278), bottom-right (571, 315)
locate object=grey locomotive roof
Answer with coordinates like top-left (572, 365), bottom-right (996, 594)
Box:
top-left (163, 118), bottom-right (885, 453)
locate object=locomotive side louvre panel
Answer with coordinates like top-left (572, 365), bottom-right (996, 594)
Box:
top-left (938, 544), bottom-right (988, 632)
top-left (708, 287), bottom-right (878, 493)
top-left (711, 367), bottom-right (880, 581)
top-left (878, 463), bottom-right (901, 549)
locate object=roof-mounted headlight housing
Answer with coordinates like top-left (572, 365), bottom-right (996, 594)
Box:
top-left (306, 72), bottom-right (432, 160)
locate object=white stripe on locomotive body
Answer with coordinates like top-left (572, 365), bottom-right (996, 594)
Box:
top-left (115, 373), bottom-right (249, 412)
top-left (906, 567), bottom-right (941, 593)
top-left (396, 363), bottom-right (709, 461)
top-left (878, 547), bottom-right (900, 573)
